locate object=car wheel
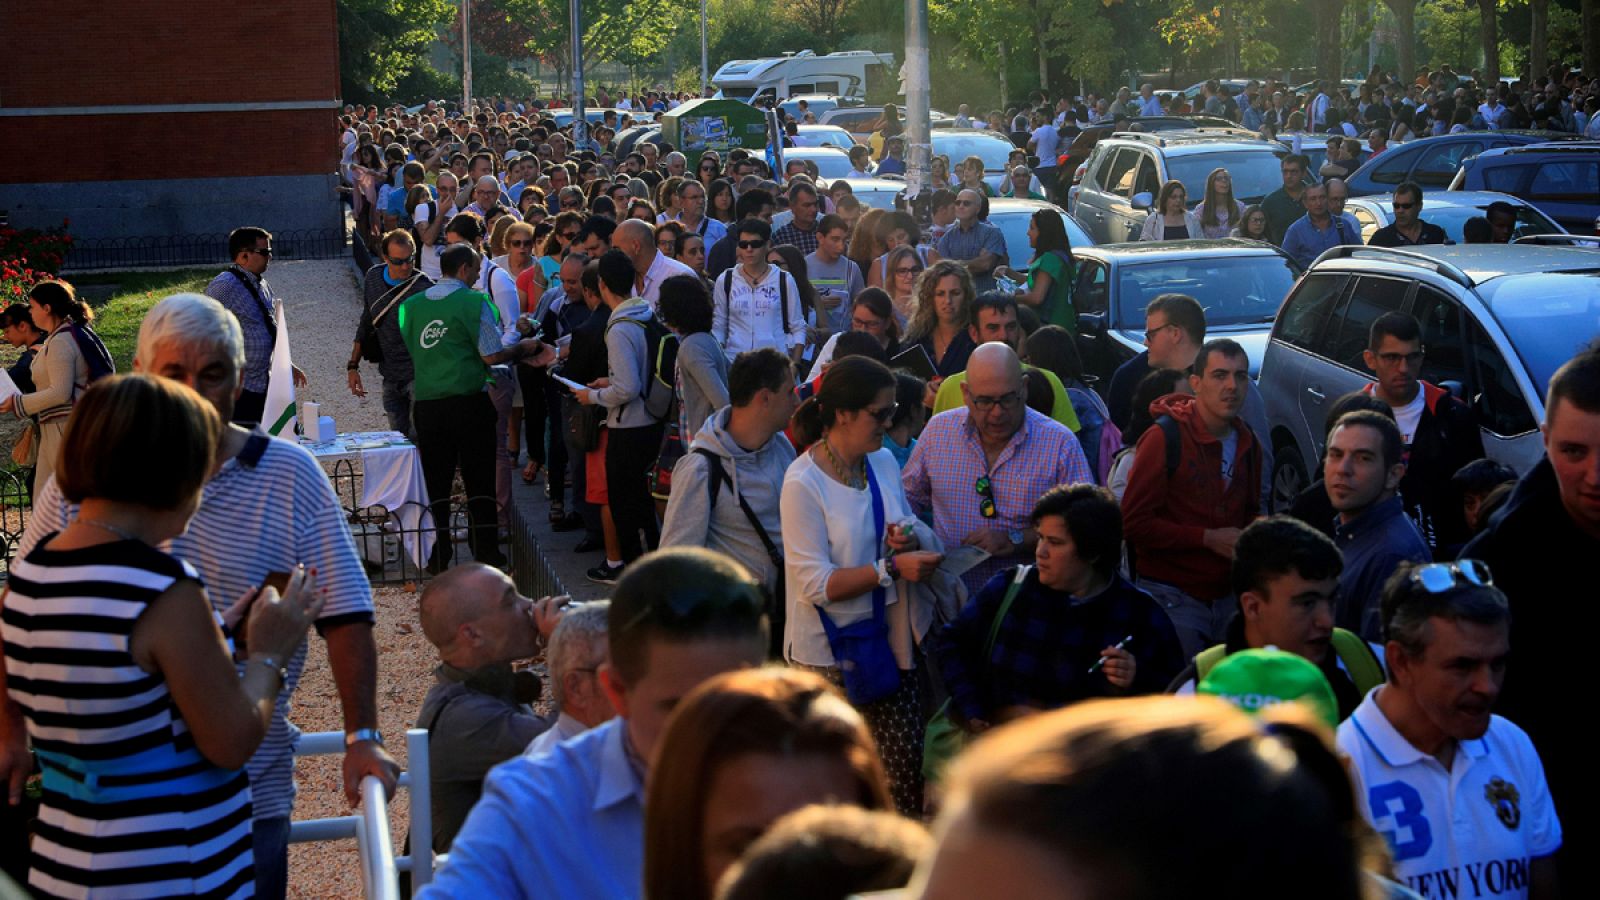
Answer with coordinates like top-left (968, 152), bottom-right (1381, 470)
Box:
top-left (1271, 437), bottom-right (1309, 513)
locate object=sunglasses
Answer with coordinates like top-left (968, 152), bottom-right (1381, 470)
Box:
top-left (738, 239), bottom-right (767, 249)
top-left (1393, 201), bottom-right (1418, 210)
top-left (1410, 560), bottom-right (1493, 594)
top-left (508, 239), bottom-right (533, 248)
top-left (975, 475), bottom-right (997, 519)
top-left (866, 403), bottom-right (898, 425)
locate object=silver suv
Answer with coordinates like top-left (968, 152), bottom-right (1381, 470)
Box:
top-left (1258, 244), bottom-right (1600, 509)
top-left (1069, 130), bottom-right (1286, 244)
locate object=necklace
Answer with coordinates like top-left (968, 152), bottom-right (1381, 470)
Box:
top-left (819, 439), bottom-right (866, 490)
top-left (79, 518), bottom-right (145, 543)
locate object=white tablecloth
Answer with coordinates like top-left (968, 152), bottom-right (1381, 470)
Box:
top-left (303, 431), bottom-right (434, 567)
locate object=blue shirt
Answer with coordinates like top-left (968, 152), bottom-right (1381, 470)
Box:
top-left (1332, 495), bottom-right (1431, 641)
top-left (420, 718), bottom-right (645, 900)
top-left (935, 220), bottom-right (1008, 292)
top-left (1282, 211), bottom-right (1359, 268)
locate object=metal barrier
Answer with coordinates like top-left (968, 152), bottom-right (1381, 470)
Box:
top-left (0, 468), bottom-right (32, 582)
top-left (508, 495), bottom-right (569, 600)
top-left (60, 228), bottom-right (349, 272)
top-left (289, 728), bottom-right (436, 898)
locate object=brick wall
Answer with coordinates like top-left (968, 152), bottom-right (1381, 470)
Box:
top-left (0, 0), bottom-right (342, 184)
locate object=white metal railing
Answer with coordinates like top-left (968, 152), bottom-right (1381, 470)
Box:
top-left (289, 728), bottom-right (436, 898)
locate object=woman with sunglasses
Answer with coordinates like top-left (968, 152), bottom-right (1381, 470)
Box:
top-left (698, 153), bottom-right (723, 190)
top-left (811, 289), bottom-right (903, 372)
top-left (538, 210), bottom-right (584, 285)
top-left (782, 356), bottom-right (944, 816)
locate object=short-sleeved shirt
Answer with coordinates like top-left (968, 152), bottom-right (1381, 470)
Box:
top-left (1028, 250), bottom-right (1075, 332)
top-left (1368, 221), bottom-right (1449, 248)
top-left (1030, 125), bottom-right (1061, 167)
top-left (1337, 692), bottom-right (1562, 899)
top-left (935, 221), bottom-right (1008, 291)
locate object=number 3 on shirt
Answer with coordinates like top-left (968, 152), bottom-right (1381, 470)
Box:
top-left (1367, 782), bottom-right (1433, 861)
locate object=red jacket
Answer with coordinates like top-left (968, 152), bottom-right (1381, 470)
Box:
top-left (1120, 393), bottom-right (1262, 601)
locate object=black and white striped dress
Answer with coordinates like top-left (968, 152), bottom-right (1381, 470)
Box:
top-left (2, 537), bottom-right (255, 898)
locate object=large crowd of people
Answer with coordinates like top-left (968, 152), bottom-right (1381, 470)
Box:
top-left (0, 58), bottom-right (1596, 899)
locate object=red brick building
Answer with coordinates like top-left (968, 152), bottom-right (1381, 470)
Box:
top-left (0, 1), bottom-right (345, 257)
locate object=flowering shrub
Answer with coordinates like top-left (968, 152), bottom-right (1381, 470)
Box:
top-left (0, 219), bottom-right (73, 300)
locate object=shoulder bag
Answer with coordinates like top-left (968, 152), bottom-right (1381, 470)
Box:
top-left (814, 460), bottom-right (901, 705)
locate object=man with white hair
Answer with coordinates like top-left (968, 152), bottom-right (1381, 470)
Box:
top-left (464, 175), bottom-right (518, 220)
top-left (5, 293), bottom-right (398, 899)
top-left (525, 600), bottom-right (615, 757)
top-left (612, 219), bottom-right (695, 310)
top-left (663, 150), bottom-right (687, 180)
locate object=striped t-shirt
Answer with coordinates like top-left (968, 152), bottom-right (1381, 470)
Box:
top-left (3, 538), bottom-right (255, 898)
top-left (19, 434), bottom-right (375, 820)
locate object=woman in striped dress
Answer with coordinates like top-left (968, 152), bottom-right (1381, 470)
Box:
top-left (0, 374), bottom-right (323, 898)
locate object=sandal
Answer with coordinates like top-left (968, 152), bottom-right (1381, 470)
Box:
top-left (522, 461), bottom-right (542, 484)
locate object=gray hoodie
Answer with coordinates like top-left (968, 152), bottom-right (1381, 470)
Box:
top-left (593, 298), bottom-right (656, 429)
top-left (659, 405), bottom-right (795, 591)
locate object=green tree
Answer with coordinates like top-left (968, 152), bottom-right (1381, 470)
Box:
top-left (337, 0), bottom-right (457, 101)
top-left (1381, 0), bottom-right (1419, 82)
top-left (1476, 0), bottom-right (1500, 83)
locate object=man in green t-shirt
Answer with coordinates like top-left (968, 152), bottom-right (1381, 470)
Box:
top-left (398, 242), bottom-right (546, 572)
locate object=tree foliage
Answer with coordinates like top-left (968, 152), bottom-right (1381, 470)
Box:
top-left (337, 0), bottom-right (457, 101)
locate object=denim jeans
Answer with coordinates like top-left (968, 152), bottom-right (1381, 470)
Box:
top-left (1139, 578), bottom-right (1237, 659)
top-left (381, 377), bottom-right (413, 440)
top-left (252, 815), bottom-right (291, 900)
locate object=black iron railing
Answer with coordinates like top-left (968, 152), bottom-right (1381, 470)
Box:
top-left (60, 228), bottom-right (350, 272)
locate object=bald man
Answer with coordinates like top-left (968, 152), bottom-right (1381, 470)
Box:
top-left (464, 174), bottom-right (516, 220)
top-left (415, 563), bottom-right (565, 851)
top-left (903, 342), bottom-right (1094, 591)
top-left (612, 218), bottom-right (695, 310)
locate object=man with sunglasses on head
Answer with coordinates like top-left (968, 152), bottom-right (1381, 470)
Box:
top-left (903, 341), bottom-right (1091, 593)
top-left (348, 229), bottom-right (431, 439)
top-left (1368, 182), bottom-right (1447, 247)
top-left (206, 226), bottom-right (307, 425)
top-left (420, 548), bottom-right (768, 899)
top-left (1336, 560), bottom-right (1562, 899)
top-left (1463, 344), bottom-right (1600, 877)
top-left (1361, 312), bottom-right (1485, 557)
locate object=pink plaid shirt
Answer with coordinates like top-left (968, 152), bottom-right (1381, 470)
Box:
top-left (902, 406), bottom-right (1093, 591)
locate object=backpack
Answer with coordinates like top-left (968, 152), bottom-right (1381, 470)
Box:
top-left (66, 322), bottom-right (115, 383)
top-left (606, 312), bottom-right (678, 422)
top-left (1066, 386), bottom-right (1121, 485)
top-left (719, 269), bottom-right (790, 349)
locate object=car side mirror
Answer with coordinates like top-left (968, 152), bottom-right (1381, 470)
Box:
top-left (1078, 311), bottom-right (1108, 334)
top-left (1131, 191), bottom-right (1153, 210)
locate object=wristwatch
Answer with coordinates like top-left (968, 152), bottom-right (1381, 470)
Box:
top-left (347, 361), bottom-right (360, 371)
top-left (345, 728), bottom-right (385, 748)
top-left (874, 557), bottom-right (896, 588)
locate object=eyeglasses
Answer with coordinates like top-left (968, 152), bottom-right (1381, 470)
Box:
top-left (508, 239), bottom-right (533, 248)
top-left (1144, 322), bottom-right (1178, 344)
top-left (851, 316), bottom-right (884, 330)
top-left (975, 475), bottom-right (998, 518)
top-left (385, 256), bottom-right (413, 266)
top-left (1409, 560), bottom-right (1493, 594)
top-left (970, 392), bottom-right (1022, 413)
top-left (659, 241), bottom-right (678, 252)
top-left (895, 266), bottom-right (921, 277)
top-left (249, 246), bottom-right (274, 257)
top-left (1376, 351), bottom-right (1424, 366)
top-left (738, 239), bottom-right (767, 249)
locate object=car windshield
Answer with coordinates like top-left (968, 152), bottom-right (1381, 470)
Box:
top-left (1422, 205), bottom-right (1561, 243)
top-left (792, 129), bottom-right (856, 150)
top-left (933, 133), bottom-right (1014, 172)
top-left (1117, 255), bottom-right (1298, 326)
top-left (797, 153), bottom-right (855, 180)
top-left (1483, 272), bottom-right (1600, 395)
top-left (1166, 150), bottom-right (1287, 205)
top-left (990, 209), bottom-right (1094, 266)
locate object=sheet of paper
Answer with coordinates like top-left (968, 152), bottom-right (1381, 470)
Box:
top-left (550, 372), bottom-right (587, 393)
top-left (0, 368), bottom-right (18, 406)
top-left (937, 545), bottom-right (992, 578)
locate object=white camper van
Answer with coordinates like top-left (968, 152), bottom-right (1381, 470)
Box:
top-left (712, 50), bottom-right (894, 104)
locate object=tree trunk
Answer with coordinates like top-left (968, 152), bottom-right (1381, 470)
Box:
top-left (1585, 0), bottom-right (1599, 77)
top-left (998, 39), bottom-right (1010, 109)
top-left (1314, 0), bottom-right (1346, 82)
top-left (1529, 0), bottom-right (1548, 82)
top-left (1477, 0), bottom-right (1499, 85)
top-left (1033, 0), bottom-right (1050, 92)
top-left (1383, 0), bottom-right (1416, 85)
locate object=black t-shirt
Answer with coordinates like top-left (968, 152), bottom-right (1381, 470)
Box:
top-left (1368, 221), bottom-right (1448, 247)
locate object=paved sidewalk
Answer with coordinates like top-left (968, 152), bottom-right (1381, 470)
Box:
top-left (508, 465), bottom-right (612, 604)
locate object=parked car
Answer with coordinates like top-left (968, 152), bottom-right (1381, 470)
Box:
top-left (1284, 136), bottom-right (1374, 181)
top-left (780, 147), bottom-right (856, 181)
top-left (1341, 131), bottom-right (1582, 196)
top-left (1060, 116), bottom-right (1245, 189)
top-left (1447, 141), bottom-right (1600, 234)
top-left (778, 94), bottom-right (861, 121)
top-left (819, 106), bottom-right (955, 145)
top-left (790, 124), bottom-right (860, 150)
top-left (1070, 130), bottom-right (1288, 244)
top-left (984, 198), bottom-right (1095, 277)
top-left (1258, 244), bottom-right (1600, 509)
top-left (929, 128), bottom-right (1020, 191)
top-left (1342, 191), bottom-right (1564, 244)
top-left (830, 176), bottom-right (910, 211)
top-left (613, 125), bottom-right (664, 157)
top-left (1069, 238), bottom-right (1301, 385)
top-left (544, 107), bottom-right (627, 129)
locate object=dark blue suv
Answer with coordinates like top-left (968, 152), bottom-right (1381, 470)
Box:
top-left (1448, 141), bottom-right (1600, 234)
top-left (1342, 131), bottom-right (1580, 197)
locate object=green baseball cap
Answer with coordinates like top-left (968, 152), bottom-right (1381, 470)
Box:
top-left (1197, 649), bottom-right (1339, 729)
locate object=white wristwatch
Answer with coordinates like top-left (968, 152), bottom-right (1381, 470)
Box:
top-left (874, 558), bottom-right (894, 588)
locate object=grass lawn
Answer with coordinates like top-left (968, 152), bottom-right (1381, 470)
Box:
top-left (69, 269), bottom-right (217, 370)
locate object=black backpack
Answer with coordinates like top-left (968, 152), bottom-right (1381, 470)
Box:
top-left (67, 322), bottom-right (115, 382)
top-left (605, 312), bottom-right (678, 422)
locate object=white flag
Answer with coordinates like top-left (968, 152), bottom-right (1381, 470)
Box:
top-left (263, 302), bottom-right (297, 439)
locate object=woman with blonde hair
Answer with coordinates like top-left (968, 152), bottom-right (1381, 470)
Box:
top-left (880, 245), bottom-right (926, 326)
top-left (643, 668), bottom-right (893, 900)
top-left (1194, 168), bottom-right (1247, 239)
top-left (903, 260), bottom-right (976, 378)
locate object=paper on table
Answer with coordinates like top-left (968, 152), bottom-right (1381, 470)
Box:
top-left (0, 369), bottom-right (19, 406)
top-left (550, 372), bottom-right (587, 392)
top-left (938, 545), bottom-right (992, 578)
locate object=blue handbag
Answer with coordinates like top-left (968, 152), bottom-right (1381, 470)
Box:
top-left (814, 459), bottom-right (902, 705)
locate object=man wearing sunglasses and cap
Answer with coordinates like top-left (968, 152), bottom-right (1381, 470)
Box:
top-left (903, 341), bottom-right (1091, 594)
top-left (1336, 560), bottom-right (1562, 899)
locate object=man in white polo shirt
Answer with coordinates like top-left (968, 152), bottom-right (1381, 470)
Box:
top-left (1336, 560), bottom-right (1561, 899)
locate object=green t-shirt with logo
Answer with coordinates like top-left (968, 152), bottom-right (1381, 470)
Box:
top-left (398, 286), bottom-right (493, 401)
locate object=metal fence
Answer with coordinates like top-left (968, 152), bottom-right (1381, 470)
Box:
top-left (0, 469), bottom-right (31, 582)
top-left (60, 228), bottom-right (349, 272)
